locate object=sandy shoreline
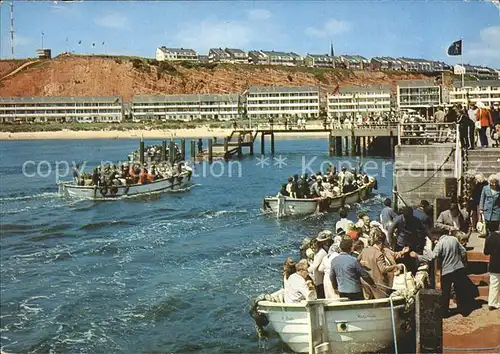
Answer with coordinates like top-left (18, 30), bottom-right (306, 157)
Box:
top-left (0, 127), bottom-right (332, 141)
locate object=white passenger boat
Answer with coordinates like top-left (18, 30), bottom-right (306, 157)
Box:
top-left (255, 290), bottom-right (410, 354)
top-left (262, 177), bottom-right (376, 217)
top-left (58, 167), bottom-right (192, 200)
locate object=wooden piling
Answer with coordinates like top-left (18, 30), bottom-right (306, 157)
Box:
top-left (260, 132), bottom-right (265, 155)
top-left (180, 139), bottom-right (186, 161)
top-left (389, 131), bottom-right (395, 156)
top-left (415, 289), bottom-right (442, 354)
top-left (350, 131), bottom-right (356, 156)
top-left (139, 139), bottom-right (145, 165)
top-left (168, 140), bottom-right (175, 165)
top-left (344, 137), bottom-right (349, 156)
top-left (362, 137), bottom-right (367, 156)
top-left (336, 137), bottom-right (342, 156)
top-left (328, 133), bottom-right (335, 156)
top-left (270, 133), bottom-right (275, 154)
top-left (208, 139), bottom-right (213, 164)
top-left (249, 136), bottom-right (254, 155)
top-left (355, 137), bottom-right (361, 156)
top-left (190, 139), bottom-right (196, 159)
top-left (161, 140), bottom-right (167, 161)
top-left (224, 137), bottom-right (229, 160)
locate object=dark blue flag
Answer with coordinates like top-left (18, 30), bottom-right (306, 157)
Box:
top-left (447, 39), bottom-right (462, 56)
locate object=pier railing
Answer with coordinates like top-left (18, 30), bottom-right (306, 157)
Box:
top-left (255, 121), bottom-right (400, 131)
top-left (396, 122), bottom-right (457, 145)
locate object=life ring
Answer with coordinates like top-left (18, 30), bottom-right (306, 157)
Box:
top-left (100, 186), bottom-right (108, 197)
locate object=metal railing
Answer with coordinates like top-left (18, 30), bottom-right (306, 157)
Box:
top-left (396, 122), bottom-right (457, 145)
top-left (396, 121), bottom-right (464, 196)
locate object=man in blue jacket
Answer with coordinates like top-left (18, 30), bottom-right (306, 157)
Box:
top-left (479, 175), bottom-right (500, 237)
top-left (330, 238), bottom-right (376, 301)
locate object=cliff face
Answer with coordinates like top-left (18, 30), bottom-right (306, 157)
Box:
top-left (0, 55), bottom-right (436, 101)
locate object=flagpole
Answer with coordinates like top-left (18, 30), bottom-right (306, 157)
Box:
top-left (460, 37), bottom-right (464, 88)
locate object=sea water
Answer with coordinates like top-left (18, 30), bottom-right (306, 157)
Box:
top-left (0, 137), bottom-right (394, 353)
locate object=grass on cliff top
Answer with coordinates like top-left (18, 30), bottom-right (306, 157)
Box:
top-left (0, 120), bottom-right (235, 133)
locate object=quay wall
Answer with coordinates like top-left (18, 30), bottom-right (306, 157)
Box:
top-left (394, 144), bottom-right (456, 207)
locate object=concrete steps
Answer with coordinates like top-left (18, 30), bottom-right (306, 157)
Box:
top-left (465, 148), bottom-right (500, 177)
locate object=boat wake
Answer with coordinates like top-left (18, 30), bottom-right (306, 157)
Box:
top-left (198, 209), bottom-right (248, 218)
top-left (0, 192), bottom-right (61, 202)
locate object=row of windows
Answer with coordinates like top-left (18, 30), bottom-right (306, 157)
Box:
top-left (0, 103), bottom-right (120, 108)
top-left (247, 100), bottom-right (318, 104)
top-left (328, 100), bottom-right (391, 104)
top-left (0, 109), bottom-right (122, 115)
top-left (328, 108), bottom-right (391, 112)
top-left (133, 108), bottom-right (238, 113)
top-left (328, 104), bottom-right (391, 109)
top-left (450, 94), bottom-right (500, 99)
top-left (329, 93), bottom-right (391, 98)
top-left (248, 106), bottom-right (318, 111)
top-left (132, 102), bottom-right (238, 107)
top-left (249, 92), bottom-right (318, 98)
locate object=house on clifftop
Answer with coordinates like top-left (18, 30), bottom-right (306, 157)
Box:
top-left (155, 46), bottom-right (198, 61)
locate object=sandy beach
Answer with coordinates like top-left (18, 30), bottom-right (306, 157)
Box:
top-left (0, 126), bottom-right (333, 141)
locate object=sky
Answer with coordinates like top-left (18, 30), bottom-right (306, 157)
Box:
top-left (0, 0), bottom-right (499, 68)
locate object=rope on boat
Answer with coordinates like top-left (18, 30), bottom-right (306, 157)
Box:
top-left (389, 293), bottom-right (399, 354)
top-left (398, 147), bottom-right (456, 194)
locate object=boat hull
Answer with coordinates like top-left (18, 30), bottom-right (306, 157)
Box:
top-left (263, 197), bottom-right (319, 217)
top-left (257, 295), bottom-right (408, 354)
top-left (59, 172), bottom-right (192, 200)
top-left (263, 178), bottom-right (376, 217)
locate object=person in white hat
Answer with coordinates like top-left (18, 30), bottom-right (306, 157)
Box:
top-left (307, 230), bottom-right (332, 299)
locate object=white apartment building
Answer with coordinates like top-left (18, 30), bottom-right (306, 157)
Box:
top-left (155, 47), bottom-right (198, 61)
top-left (131, 94), bottom-right (240, 121)
top-left (327, 85), bottom-right (392, 117)
top-left (397, 80), bottom-right (442, 109)
top-left (246, 86), bottom-right (319, 120)
top-left (0, 96), bottom-right (123, 123)
top-left (449, 80), bottom-right (500, 107)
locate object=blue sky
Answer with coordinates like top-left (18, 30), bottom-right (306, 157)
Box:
top-left (1, 0), bottom-right (499, 67)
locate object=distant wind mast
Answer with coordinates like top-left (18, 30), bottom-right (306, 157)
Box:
top-left (330, 40), bottom-right (335, 69)
top-left (10, 0), bottom-right (14, 59)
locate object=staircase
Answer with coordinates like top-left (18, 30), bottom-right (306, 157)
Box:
top-left (465, 148), bottom-right (500, 177)
top-left (460, 147), bottom-right (499, 301)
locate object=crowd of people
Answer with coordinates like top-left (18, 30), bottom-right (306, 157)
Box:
top-left (129, 144), bottom-right (183, 164)
top-left (278, 166), bottom-right (371, 201)
top-left (441, 102), bottom-right (500, 149)
top-left (74, 161), bottom-right (186, 189)
top-left (282, 173), bottom-right (500, 317)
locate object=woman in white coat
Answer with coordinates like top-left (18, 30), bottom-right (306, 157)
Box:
top-left (319, 235), bottom-right (342, 299)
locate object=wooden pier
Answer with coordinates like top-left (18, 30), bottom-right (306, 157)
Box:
top-left (193, 125), bottom-right (399, 161)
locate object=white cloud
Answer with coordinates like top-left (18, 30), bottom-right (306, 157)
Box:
top-left (246, 9), bottom-right (271, 21)
top-left (305, 19), bottom-right (351, 38)
top-left (94, 13), bottom-right (129, 29)
top-left (170, 19), bottom-right (280, 53)
top-left (466, 26), bottom-right (500, 68)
